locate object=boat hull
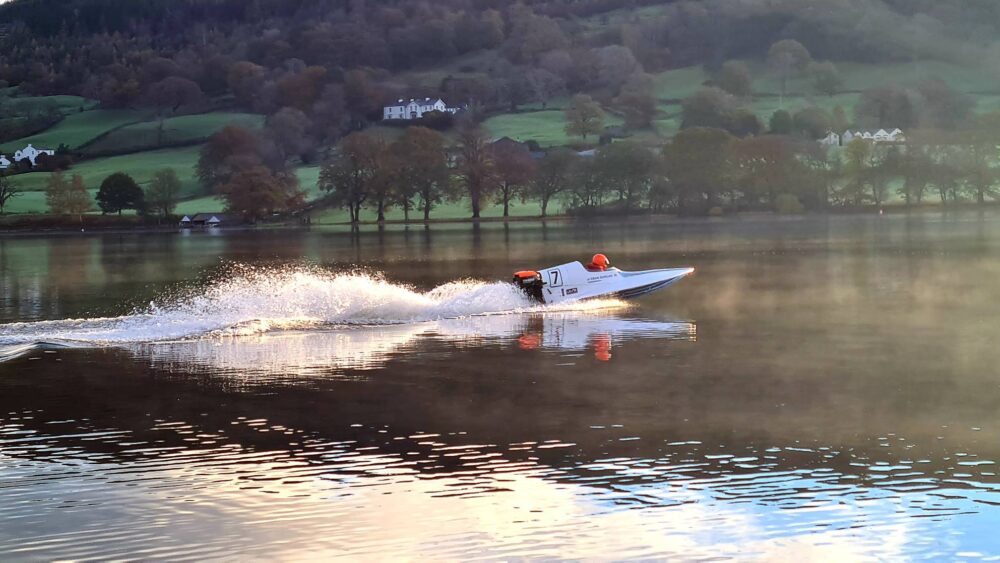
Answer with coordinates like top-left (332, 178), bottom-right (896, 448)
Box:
top-left (514, 261), bottom-right (693, 304)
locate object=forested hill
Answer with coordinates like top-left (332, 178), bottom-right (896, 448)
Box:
top-left (2, 0), bottom-right (1000, 103)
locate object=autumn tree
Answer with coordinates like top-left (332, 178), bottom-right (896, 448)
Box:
top-left (456, 124), bottom-right (495, 219)
top-left (227, 61), bottom-right (266, 109)
top-left (564, 94), bottom-right (605, 140)
top-left (531, 149), bottom-right (577, 217)
top-left (732, 136), bottom-right (799, 206)
top-left (146, 76), bottom-right (204, 144)
top-left (46, 172), bottom-right (92, 222)
top-left (146, 168), bottom-right (182, 216)
top-left (389, 126), bottom-right (449, 221)
top-left (767, 39), bottom-right (811, 104)
top-left (96, 172), bottom-right (144, 215)
top-left (0, 172), bottom-right (20, 214)
top-left (491, 140), bottom-right (537, 217)
top-left (217, 166), bottom-right (305, 221)
top-left (318, 131), bottom-right (384, 224)
top-left (197, 126), bottom-right (266, 191)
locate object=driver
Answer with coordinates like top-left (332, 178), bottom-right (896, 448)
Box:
top-left (586, 253), bottom-right (610, 272)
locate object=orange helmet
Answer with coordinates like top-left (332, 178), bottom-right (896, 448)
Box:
top-left (591, 253), bottom-right (610, 269)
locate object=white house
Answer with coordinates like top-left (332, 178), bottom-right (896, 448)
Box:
top-left (818, 132), bottom-right (840, 147)
top-left (0, 155), bottom-right (10, 169)
top-left (840, 128), bottom-right (904, 145)
top-left (13, 144), bottom-right (55, 166)
top-left (383, 98), bottom-right (460, 121)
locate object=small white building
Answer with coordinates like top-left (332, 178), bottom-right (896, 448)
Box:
top-left (383, 98), bottom-right (460, 121)
top-left (13, 144), bottom-right (55, 166)
top-left (0, 155), bottom-right (10, 169)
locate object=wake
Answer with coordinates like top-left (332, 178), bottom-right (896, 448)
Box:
top-left (0, 266), bottom-right (626, 346)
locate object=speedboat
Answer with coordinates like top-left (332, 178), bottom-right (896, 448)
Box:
top-left (512, 261), bottom-right (694, 304)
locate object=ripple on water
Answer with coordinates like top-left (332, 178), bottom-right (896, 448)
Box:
top-left (2, 410), bottom-right (1000, 560)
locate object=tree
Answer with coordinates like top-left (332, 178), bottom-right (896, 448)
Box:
top-left (614, 73), bottom-right (657, 129)
top-left (840, 138), bottom-right (872, 206)
top-left (146, 169), bottom-right (182, 216)
top-left (318, 131), bottom-right (384, 224)
top-left (145, 76), bottom-right (204, 145)
top-left (593, 45), bottom-right (642, 92)
top-left (227, 61), bottom-right (266, 109)
top-left (217, 166), bottom-right (304, 221)
top-left (808, 61), bottom-right (842, 97)
top-left (389, 127), bottom-right (449, 222)
top-left (733, 136), bottom-right (798, 207)
top-left (96, 172), bottom-right (144, 215)
top-left (767, 39), bottom-right (811, 104)
top-left (855, 85), bottom-right (919, 129)
top-left (197, 126), bottom-right (265, 191)
top-left (594, 141), bottom-right (657, 211)
top-left (918, 79), bottom-right (974, 129)
top-left (769, 109), bottom-right (793, 134)
top-left (265, 107), bottom-right (316, 163)
top-left (681, 87), bottom-right (737, 131)
top-left (491, 140), bottom-right (537, 217)
top-left (663, 128), bottom-right (736, 214)
top-left (46, 172), bottom-right (91, 222)
top-left (0, 172), bottom-right (20, 214)
top-left (716, 60), bottom-right (752, 98)
top-left (457, 124), bottom-right (495, 219)
top-left (530, 149), bottom-right (577, 217)
top-left (564, 94), bottom-right (605, 140)
top-left (793, 107), bottom-right (832, 139)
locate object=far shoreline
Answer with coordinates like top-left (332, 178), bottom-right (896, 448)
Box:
top-left (4, 202), bottom-right (1000, 238)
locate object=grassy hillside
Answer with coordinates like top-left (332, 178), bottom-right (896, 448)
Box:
top-left (0, 109), bottom-right (149, 152)
top-left (81, 112), bottom-right (265, 155)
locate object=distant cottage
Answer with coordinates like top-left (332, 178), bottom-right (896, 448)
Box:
top-left (383, 98), bottom-right (461, 121)
top-left (820, 129), bottom-right (905, 147)
top-left (0, 155), bottom-right (9, 169)
top-left (13, 143), bottom-right (55, 166)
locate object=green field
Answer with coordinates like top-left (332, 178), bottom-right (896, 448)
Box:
top-left (484, 110), bottom-right (624, 146)
top-left (81, 112), bottom-right (265, 155)
top-left (2, 94), bottom-right (95, 116)
top-left (9, 145), bottom-right (202, 194)
top-left (0, 109), bottom-right (149, 153)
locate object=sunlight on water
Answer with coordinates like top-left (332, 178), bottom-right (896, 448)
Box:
top-left (0, 265), bottom-right (629, 347)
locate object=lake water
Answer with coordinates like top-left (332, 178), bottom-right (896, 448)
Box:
top-left (2, 214), bottom-right (1000, 560)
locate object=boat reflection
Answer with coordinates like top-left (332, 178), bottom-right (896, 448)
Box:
top-left (131, 313), bottom-right (696, 379)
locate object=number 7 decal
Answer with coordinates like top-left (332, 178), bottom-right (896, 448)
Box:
top-left (548, 269), bottom-right (562, 287)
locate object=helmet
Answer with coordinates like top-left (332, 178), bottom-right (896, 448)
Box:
top-left (591, 253), bottom-right (610, 269)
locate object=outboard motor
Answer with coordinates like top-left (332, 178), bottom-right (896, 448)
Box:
top-left (512, 270), bottom-right (545, 303)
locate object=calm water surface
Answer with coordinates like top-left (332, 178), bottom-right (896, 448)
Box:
top-left (3, 214), bottom-right (1000, 560)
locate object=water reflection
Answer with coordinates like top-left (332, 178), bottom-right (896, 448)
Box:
top-left (132, 314), bottom-right (696, 380)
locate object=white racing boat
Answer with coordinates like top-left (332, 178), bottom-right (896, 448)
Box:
top-left (512, 259), bottom-right (694, 304)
